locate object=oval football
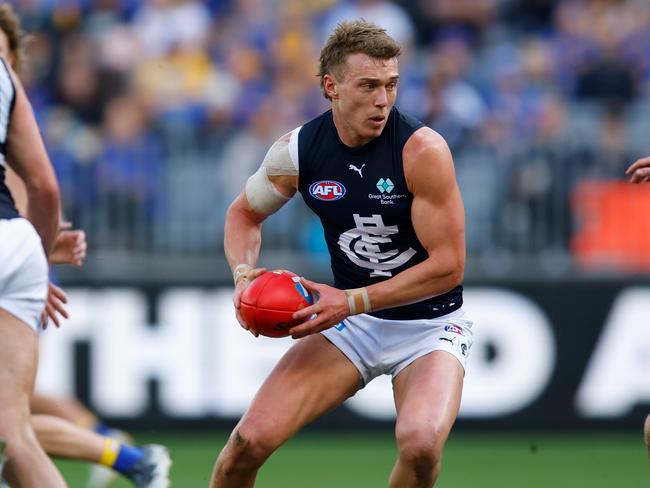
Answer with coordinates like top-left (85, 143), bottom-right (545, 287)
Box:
top-left (239, 270), bottom-right (313, 338)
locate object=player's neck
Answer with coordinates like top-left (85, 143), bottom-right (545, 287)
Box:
top-left (331, 110), bottom-right (372, 148)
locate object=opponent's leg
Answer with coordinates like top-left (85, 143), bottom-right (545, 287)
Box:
top-left (389, 351), bottom-right (464, 488)
top-left (31, 414), bottom-right (171, 487)
top-left (31, 392), bottom-right (135, 487)
top-left (31, 393), bottom-right (99, 428)
top-left (0, 309), bottom-right (66, 488)
top-left (210, 334), bottom-right (360, 488)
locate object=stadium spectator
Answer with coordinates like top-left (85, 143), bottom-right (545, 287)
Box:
top-left (2, 0), bottom-right (649, 272)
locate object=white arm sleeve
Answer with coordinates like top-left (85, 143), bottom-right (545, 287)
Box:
top-left (245, 127), bottom-right (301, 214)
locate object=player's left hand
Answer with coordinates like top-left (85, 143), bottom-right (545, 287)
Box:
top-left (41, 282), bottom-right (69, 329)
top-left (49, 222), bottom-right (87, 266)
top-left (289, 278), bottom-right (349, 339)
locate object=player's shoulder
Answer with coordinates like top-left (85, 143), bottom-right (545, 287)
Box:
top-left (402, 124), bottom-right (454, 194)
top-left (403, 125), bottom-right (450, 163)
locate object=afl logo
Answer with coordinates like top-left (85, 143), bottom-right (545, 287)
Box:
top-left (309, 180), bottom-right (346, 201)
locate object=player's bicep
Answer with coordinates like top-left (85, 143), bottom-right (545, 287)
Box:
top-left (407, 130), bottom-right (465, 269)
top-left (412, 183), bottom-right (465, 266)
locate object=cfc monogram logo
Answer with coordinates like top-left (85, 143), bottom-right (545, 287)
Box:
top-left (337, 214), bottom-right (417, 277)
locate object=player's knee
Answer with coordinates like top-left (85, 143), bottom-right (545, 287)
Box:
top-left (395, 423), bottom-right (443, 477)
top-left (644, 414), bottom-right (650, 449)
top-left (222, 426), bottom-right (276, 472)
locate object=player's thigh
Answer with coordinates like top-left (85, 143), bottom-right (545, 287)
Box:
top-left (0, 308), bottom-right (39, 415)
top-left (238, 334), bottom-right (360, 445)
top-left (393, 350), bottom-right (464, 442)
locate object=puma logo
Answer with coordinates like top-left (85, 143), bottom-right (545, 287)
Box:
top-left (349, 163), bottom-right (365, 178)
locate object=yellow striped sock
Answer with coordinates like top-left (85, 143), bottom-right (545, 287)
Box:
top-left (99, 438), bottom-right (120, 467)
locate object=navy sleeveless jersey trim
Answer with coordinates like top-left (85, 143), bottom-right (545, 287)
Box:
top-left (297, 106), bottom-right (463, 320)
top-left (0, 57), bottom-right (18, 220)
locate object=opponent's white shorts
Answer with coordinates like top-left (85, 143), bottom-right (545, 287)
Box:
top-left (321, 307), bottom-right (473, 386)
top-left (0, 218), bottom-right (48, 332)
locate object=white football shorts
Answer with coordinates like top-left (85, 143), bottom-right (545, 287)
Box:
top-left (321, 307), bottom-right (473, 386)
top-left (0, 218), bottom-right (48, 332)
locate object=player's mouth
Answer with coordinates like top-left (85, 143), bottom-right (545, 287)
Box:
top-left (368, 115), bottom-right (385, 127)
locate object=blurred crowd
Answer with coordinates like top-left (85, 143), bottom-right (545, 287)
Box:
top-left (9, 0), bottom-right (650, 276)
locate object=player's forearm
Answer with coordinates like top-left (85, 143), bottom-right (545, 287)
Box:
top-left (25, 183), bottom-right (60, 256)
top-left (365, 253), bottom-right (464, 313)
top-left (223, 199), bottom-right (264, 272)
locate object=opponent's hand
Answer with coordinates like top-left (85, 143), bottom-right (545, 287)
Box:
top-left (233, 267), bottom-right (267, 337)
top-left (41, 282), bottom-right (69, 329)
top-left (626, 156), bottom-right (650, 183)
top-left (289, 278), bottom-right (349, 339)
top-left (49, 222), bottom-right (87, 266)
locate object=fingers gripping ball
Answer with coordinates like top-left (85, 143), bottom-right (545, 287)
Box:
top-left (240, 270), bottom-right (314, 337)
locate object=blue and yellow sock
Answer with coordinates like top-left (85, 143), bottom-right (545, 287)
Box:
top-left (99, 438), bottom-right (144, 474)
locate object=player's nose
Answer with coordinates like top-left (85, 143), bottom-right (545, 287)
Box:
top-left (374, 87), bottom-right (388, 107)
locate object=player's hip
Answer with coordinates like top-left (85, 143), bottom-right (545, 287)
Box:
top-left (322, 307), bottom-right (473, 385)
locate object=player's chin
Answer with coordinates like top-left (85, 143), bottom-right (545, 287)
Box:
top-left (364, 122), bottom-right (386, 137)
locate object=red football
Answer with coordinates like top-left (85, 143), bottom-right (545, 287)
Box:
top-left (239, 270), bottom-right (315, 338)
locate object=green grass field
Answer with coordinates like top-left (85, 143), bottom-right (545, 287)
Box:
top-left (55, 430), bottom-right (648, 487)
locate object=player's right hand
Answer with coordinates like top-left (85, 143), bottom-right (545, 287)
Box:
top-left (233, 267), bottom-right (267, 336)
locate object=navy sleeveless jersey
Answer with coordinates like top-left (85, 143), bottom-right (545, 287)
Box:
top-left (0, 58), bottom-right (18, 220)
top-left (296, 106), bottom-right (463, 320)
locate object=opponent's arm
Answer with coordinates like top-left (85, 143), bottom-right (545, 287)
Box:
top-left (291, 128), bottom-right (464, 337)
top-left (5, 65), bottom-right (60, 256)
top-left (626, 156), bottom-right (650, 183)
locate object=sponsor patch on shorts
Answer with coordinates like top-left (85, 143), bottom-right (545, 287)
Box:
top-left (444, 324), bottom-right (464, 335)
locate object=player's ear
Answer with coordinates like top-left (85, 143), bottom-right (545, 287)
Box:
top-left (323, 74), bottom-right (338, 99)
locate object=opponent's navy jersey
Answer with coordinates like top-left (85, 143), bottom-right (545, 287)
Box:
top-left (296, 106), bottom-right (463, 320)
top-left (0, 58), bottom-right (18, 220)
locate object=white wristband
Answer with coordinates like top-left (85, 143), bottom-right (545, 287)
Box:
top-left (233, 264), bottom-right (253, 285)
top-left (345, 287), bottom-right (371, 315)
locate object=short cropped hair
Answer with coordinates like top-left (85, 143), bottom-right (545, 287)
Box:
top-left (0, 3), bottom-right (27, 71)
top-left (318, 20), bottom-right (401, 100)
